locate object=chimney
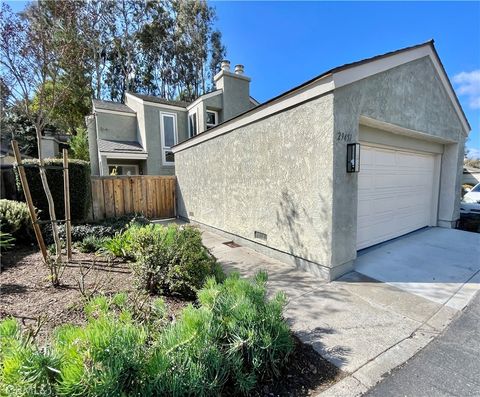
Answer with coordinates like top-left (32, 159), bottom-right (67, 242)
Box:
top-left (214, 62), bottom-right (252, 122)
top-left (234, 64), bottom-right (244, 75)
top-left (220, 60), bottom-right (231, 72)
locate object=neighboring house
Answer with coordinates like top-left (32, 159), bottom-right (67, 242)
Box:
top-left (173, 40), bottom-right (470, 281)
top-left (87, 62), bottom-right (259, 176)
top-left (463, 166), bottom-right (480, 186)
top-left (40, 133), bottom-right (70, 158)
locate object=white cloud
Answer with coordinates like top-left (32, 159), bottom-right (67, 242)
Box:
top-left (453, 70), bottom-right (480, 109)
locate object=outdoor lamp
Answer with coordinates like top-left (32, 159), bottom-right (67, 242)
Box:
top-left (346, 143), bottom-right (360, 173)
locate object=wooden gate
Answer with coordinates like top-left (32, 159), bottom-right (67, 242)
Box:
top-left (91, 175), bottom-right (176, 220)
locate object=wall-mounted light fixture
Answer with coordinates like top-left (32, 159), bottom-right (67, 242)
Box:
top-left (346, 143), bottom-right (360, 173)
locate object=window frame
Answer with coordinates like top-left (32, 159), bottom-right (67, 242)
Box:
top-left (160, 111), bottom-right (178, 166)
top-left (206, 109), bottom-right (218, 130)
top-left (188, 111), bottom-right (198, 138)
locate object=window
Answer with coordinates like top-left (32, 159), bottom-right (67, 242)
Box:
top-left (206, 110), bottom-right (218, 129)
top-left (108, 164), bottom-right (139, 176)
top-left (188, 112), bottom-right (198, 137)
top-left (161, 112), bottom-right (177, 165)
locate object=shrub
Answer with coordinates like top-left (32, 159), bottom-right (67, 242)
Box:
top-left (100, 228), bottom-right (137, 260)
top-left (130, 224), bottom-right (223, 298)
top-left (198, 272), bottom-right (293, 393)
top-left (0, 232), bottom-right (15, 252)
top-left (0, 273), bottom-right (293, 396)
top-left (41, 214), bottom-right (150, 245)
top-left (75, 235), bottom-right (107, 253)
top-left (16, 158), bottom-right (90, 222)
top-left (0, 199), bottom-right (33, 241)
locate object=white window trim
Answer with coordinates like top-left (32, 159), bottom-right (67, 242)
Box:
top-left (206, 109), bottom-right (219, 129)
top-left (160, 111), bottom-right (178, 166)
top-left (108, 164), bottom-right (139, 176)
top-left (188, 111), bottom-right (198, 138)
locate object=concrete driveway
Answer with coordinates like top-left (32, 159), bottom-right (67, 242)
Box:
top-left (355, 228), bottom-right (480, 311)
top-left (195, 224), bottom-right (480, 395)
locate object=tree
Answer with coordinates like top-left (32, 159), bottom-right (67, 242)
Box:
top-left (69, 127), bottom-right (90, 161)
top-left (0, 1), bottom-right (86, 284)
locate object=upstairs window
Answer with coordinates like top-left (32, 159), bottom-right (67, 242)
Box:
top-left (189, 112), bottom-right (198, 137)
top-left (160, 112), bottom-right (177, 165)
top-left (206, 110), bottom-right (218, 129)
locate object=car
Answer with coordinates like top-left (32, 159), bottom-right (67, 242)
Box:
top-left (460, 183), bottom-right (480, 216)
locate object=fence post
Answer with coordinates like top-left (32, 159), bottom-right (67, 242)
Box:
top-left (11, 140), bottom-right (48, 261)
top-left (63, 149), bottom-right (72, 260)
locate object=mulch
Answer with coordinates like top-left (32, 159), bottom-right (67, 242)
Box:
top-left (0, 245), bottom-right (343, 396)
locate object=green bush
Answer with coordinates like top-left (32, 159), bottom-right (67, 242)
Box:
top-left (0, 273), bottom-right (293, 396)
top-left (0, 232), bottom-right (15, 252)
top-left (75, 235), bottom-right (107, 253)
top-left (0, 199), bottom-right (33, 241)
top-left (16, 158), bottom-right (90, 222)
top-left (100, 227), bottom-right (137, 260)
top-left (130, 224), bottom-right (223, 298)
top-left (42, 214), bottom-right (150, 245)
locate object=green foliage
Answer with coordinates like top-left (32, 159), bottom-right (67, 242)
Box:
top-left (68, 128), bottom-right (89, 161)
top-left (0, 273), bottom-right (293, 396)
top-left (42, 214), bottom-right (150, 245)
top-left (16, 158), bottom-right (90, 222)
top-left (100, 227), bottom-right (137, 260)
top-left (0, 199), bottom-right (32, 241)
top-left (198, 272), bottom-right (294, 393)
top-left (75, 235), bottom-right (107, 253)
top-left (130, 224), bottom-right (223, 298)
top-left (0, 232), bottom-right (15, 252)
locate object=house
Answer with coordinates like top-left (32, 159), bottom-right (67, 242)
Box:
top-left (173, 40), bottom-right (470, 281)
top-left (86, 61), bottom-right (259, 176)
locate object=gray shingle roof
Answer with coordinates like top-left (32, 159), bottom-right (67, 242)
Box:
top-left (92, 99), bottom-right (136, 114)
top-left (98, 139), bottom-right (146, 153)
top-left (127, 92), bottom-right (189, 108)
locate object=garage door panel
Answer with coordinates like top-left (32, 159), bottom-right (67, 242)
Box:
top-left (357, 145), bottom-right (436, 250)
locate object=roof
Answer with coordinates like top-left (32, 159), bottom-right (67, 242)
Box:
top-left (126, 92), bottom-right (189, 108)
top-left (97, 139), bottom-right (146, 153)
top-left (93, 99), bottom-right (135, 114)
top-left (173, 40), bottom-right (471, 153)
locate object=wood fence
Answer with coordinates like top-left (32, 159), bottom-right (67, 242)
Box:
top-left (91, 175), bottom-right (176, 220)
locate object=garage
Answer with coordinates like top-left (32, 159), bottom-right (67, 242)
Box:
top-left (357, 144), bottom-right (438, 250)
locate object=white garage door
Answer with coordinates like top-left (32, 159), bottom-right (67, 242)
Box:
top-left (357, 145), bottom-right (436, 250)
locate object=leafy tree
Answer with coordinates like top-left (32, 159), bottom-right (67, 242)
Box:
top-left (0, 1), bottom-right (86, 284)
top-left (69, 127), bottom-right (90, 161)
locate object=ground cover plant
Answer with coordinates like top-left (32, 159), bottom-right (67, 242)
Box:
top-left (0, 273), bottom-right (294, 396)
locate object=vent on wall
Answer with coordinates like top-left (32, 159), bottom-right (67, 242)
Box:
top-left (254, 231), bottom-right (267, 241)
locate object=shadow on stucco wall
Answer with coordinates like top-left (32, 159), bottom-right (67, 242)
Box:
top-left (275, 186), bottom-right (331, 270)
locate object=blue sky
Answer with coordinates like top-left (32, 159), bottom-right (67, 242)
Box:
top-left (212, 1), bottom-right (480, 157)
top-left (7, 1), bottom-right (480, 156)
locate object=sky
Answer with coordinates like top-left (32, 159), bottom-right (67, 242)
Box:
top-left (212, 1), bottom-right (480, 157)
top-left (6, 1), bottom-right (480, 157)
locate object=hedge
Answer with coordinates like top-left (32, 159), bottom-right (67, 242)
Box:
top-left (16, 158), bottom-right (91, 222)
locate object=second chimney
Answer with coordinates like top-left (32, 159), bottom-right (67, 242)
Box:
top-left (234, 64), bottom-right (244, 75)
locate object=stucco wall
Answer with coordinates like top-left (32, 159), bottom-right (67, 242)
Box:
top-left (95, 112), bottom-right (137, 141)
top-left (142, 103), bottom-right (188, 175)
top-left (332, 56), bottom-right (466, 270)
top-left (176, 93), bottom-right (335, 275)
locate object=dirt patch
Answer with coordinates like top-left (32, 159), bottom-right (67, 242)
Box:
top-left (0, 246), bottom-right (186, 344)
top-left (252, 336), bottom-right (344, 396)
top-left (1, 246), bottom-right (343, 395)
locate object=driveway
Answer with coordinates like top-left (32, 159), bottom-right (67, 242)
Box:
top-left (194, 224), bottom-right (480, 395)
top-left (355, 228), bottom-right (480, 311)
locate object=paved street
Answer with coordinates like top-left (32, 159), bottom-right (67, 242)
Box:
top-left (364, 291), bottom-right (480, 397)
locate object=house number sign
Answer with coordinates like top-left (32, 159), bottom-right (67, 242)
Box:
top-left (336, 132), bottom-right (353, 142)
